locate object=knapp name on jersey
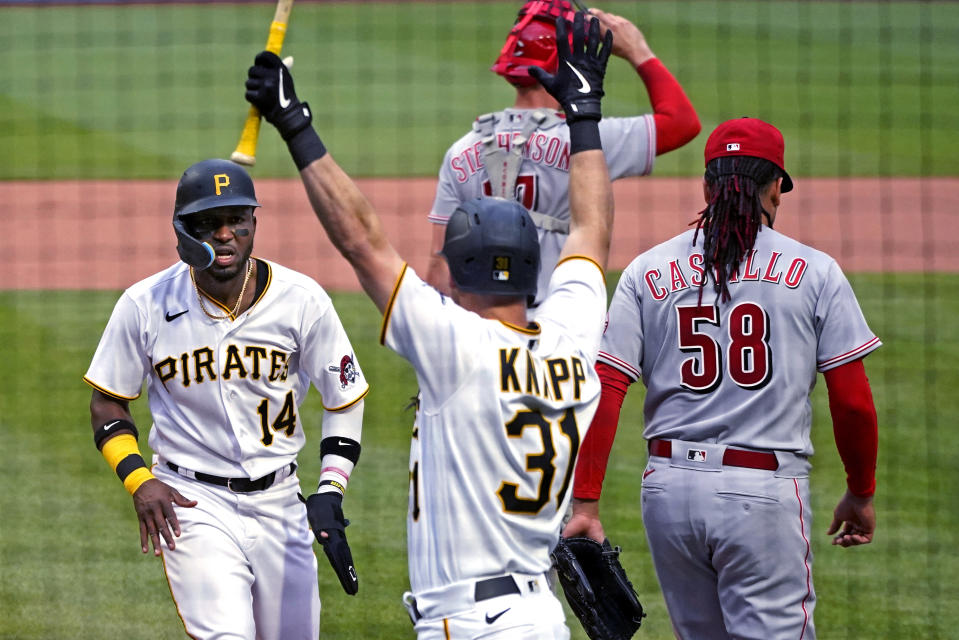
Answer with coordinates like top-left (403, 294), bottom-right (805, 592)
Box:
top-left (499, 347), bottom-right (588, 401)
top-left (643, 248), bottom-right (809, 301)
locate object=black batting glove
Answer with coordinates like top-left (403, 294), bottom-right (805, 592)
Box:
top-left (245, 50), bottom-right (327, 169)
top-left (529, 12), bottom-right (612, 124)
top-left (245, 51), bottom-right (313, 142)
top-left (305, 492), bottom-right (359, 595)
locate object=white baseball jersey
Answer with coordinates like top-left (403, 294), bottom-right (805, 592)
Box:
top-left (599, 227), bottom-right (881, 455)
top-left (429, 108), bottom-right (655, 304)
top-left (84, 257), bottom-right (368, 639)
top-left (84, 258), bottom-right (369, 478)
top-left (382, 259), bottom-right (605, 604)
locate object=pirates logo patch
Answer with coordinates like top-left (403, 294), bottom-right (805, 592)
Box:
top-left (328, 354), bottom-right (359, 389)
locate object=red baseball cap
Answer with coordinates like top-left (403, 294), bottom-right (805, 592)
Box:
top-left (704, 117), bottom-right (793, 192)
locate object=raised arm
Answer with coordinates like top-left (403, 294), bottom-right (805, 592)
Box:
top-left (530, 12), bottom-right (614, 270)
top-left (589, 7), bottom-right (700, 154)
top-left (245, 51), bottom-right (404, 312)
top-left (297, 155), bottom-right (405, 311)
top-left (424, 223), bottom-right (451, 295)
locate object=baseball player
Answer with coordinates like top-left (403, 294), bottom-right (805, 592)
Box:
top-left (563, 118), bottom-right (881, 639)
top-left (83, 159), bottom-right (368, 639)
top-left (426, 0), bottom-right (700, 307)
top-left (246, 11), bottom-right (614, 639)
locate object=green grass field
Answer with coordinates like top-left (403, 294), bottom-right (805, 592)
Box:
top-left (2, 0), bottom-right (957, 180)
top-left (1, 273), bottom-right (958, 639)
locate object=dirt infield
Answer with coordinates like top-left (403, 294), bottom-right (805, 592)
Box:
top-left (4, 176), bottom-right (956, 290)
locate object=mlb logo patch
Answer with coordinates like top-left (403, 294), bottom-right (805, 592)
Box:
top-left (686, 449), bottom-right (707, 463)
top-left (726, 143), bottom-right (741, 151)
top-left (492, 255), bottom-right (511, 282)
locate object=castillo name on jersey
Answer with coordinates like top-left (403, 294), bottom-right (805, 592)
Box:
top-left (643, 248), bottom-right (809, 302)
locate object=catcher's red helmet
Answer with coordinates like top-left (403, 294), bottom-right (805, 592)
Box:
top-left (491, 0), bottom-right (578, 87)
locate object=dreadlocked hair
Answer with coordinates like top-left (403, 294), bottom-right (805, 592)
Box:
top-left (693, 156), bottom-right (781, 304)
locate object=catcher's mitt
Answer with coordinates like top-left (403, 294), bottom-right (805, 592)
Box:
top-left (551, 536), bottom-right (645, 640)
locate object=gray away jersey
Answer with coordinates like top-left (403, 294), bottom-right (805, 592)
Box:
top-left (429, 108), bottom-right (655, 304)
top-left (382, 259), bottom-right (606, 595)
top-left (599, 228), bottom-right (880, 456)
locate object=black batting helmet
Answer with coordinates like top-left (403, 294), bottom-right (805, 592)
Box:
top-left (172, 159), bottom-right (261, 269)
top-left (441, 197), bottom-right (540, 297)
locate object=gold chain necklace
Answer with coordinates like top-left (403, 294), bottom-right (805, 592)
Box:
top-left (191, 259), bottom-right (254, 321)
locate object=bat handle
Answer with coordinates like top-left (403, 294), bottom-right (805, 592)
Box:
top-left (231, 105), bottom-right (263, 166)
top-left (265, 21), bottom-right (287, 54)
top-left (230, 18), bottom-right (290, 166)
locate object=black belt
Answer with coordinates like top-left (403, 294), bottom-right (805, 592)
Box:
top-left (474, 575), bottom-right (521, 601)
top-left (166, 462), bottom-right (296, 493)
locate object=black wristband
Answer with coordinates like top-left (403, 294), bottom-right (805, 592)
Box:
top-left (93, 418), bottom-right (138, 450)
top-left (320, 436), bottom-right (361, 465)
top-left (318, 479), bottom-right (346, 494)
top-left (115, 453), bottom-right (148, 481)
top-left (287, 125), bottom-right (328, 171)
top-left (569, 119), bottom-right (603, 154)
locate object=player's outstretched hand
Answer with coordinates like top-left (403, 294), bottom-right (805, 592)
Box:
top-left (306, 492), bottom-right (359, 595)
top-left (133, 478), bottom-right (197, 556)
top-left (245, 50), bottom-right (313, 141)
top-left (827, 489), bottom-right (876, 547)
top-left (529, 11), bottom-right (612, 123)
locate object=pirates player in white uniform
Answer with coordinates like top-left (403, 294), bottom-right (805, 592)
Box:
top-left (564, 118), bottom-right (881, 639)
top-left (246, 11), bottom-right (615, 639)
top-left (426, 0), bottom-right (700, 307)
top-left (84, 159), bottom-right (367, 639)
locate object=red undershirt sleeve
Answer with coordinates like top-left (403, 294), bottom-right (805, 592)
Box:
top-left (823, 358), bottom-right (879, 497)
top-left (636, 58), bottom-right (701, 155)
top-left (572, 362), bottom-right (632, 500)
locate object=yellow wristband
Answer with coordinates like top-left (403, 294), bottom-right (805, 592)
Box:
top-left (123, 467), bottom-right (155, 496)
top-left (101, 434), bottom-right (139, 470)
top-left (101, 434), bottom-right (156, 495)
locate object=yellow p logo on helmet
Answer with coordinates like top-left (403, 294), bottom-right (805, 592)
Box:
top-left (214, 173), bottom-right (231, 195)
top-left (174, 160), bottom-right (259, 216)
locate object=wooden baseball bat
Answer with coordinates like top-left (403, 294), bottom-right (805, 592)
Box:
top-left (230, 0), bottom-right (295, 166)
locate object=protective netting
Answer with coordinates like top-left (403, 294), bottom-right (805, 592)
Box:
top-left (1, 2), bottom-right (956, 638)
